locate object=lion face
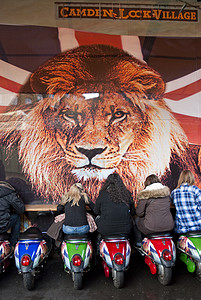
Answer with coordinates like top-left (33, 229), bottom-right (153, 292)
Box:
top-left (1, 44), bottom-right (192, 203)
top-left (44, 92), bottom-right (143, 182)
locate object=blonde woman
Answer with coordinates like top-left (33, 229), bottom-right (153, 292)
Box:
top-left (57, 183), bottom-right (90, 235)
top-left (171, 170), bottom-right (201, 234)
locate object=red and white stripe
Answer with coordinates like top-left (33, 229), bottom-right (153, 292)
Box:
top-left (0, 59), bottom-right (30, 113)
top-left (58, 28), bottom-right (145, 62)
top-left (164, 69), bottom-right (201, 145)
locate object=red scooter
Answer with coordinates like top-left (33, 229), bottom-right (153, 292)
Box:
top-left (99, 236), bottom-right (131, 288)
top-left (0, 233), bottom-right (13, 274)
top-left (134, 232), bottom-right (176, 285)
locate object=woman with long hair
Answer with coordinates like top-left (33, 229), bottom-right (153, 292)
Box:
top-left (57, 183), bottom-right (90, 235)
top-left (91, 173), bottom-right (135, 237)
top-left (171, 170), bottom-right (201, 233)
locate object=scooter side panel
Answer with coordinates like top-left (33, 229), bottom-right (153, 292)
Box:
top-left (83, 242), bottom-right (93, 269)
top-left (100, 241), bottom-right (112, 268)
top-left (61, 241), bottom-right (70, 270)
top-left (142, 238), bottom-right (160, 264)
top-left (171, 239), bottom-right (176, 262)
top-left (0, 241), bottom-right (11, 262)
top-left (125, 241), bottom-right (131, 268)
top-left (189, 237), bottom-right (201, 257)
top-left (178, 236), bottom-right (201, 261)
top-left (33, 241), bottom-right (48, 268)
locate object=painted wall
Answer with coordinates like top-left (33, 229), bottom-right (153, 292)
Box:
top-left (0, 25), bottom-right (201, 206)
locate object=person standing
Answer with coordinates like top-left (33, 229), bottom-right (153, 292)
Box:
top-left (0, 181), bottom-right (25, 248)
top-left (171, 169), bottom-right (201, 234)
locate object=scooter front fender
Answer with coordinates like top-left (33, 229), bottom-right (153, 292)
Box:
top-left (21, 264), bottom-right (34, 274)
top-left (112, 261), bottom-right (125, 272)
top-left (70, 260), bottom-right (84, 273)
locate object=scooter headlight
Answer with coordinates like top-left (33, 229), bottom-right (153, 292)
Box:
top-left (162, 250), bottom-right (172, 261)
top-left (21, 255), bottom-right (31, 266)
top-left (72, 255), bottom-right (82, 267)
top-left (114, 254), bottom-right (124, 265)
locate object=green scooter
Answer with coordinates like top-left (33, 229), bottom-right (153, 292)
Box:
top-left (61, 235), bottom-right (93, 289)
top-left (177, 231), bottom-right (201, 280)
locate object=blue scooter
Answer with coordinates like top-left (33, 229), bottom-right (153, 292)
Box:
top-left (14, 226), bottom-right (52, 290)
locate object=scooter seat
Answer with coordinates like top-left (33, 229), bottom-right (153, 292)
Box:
top-left (185, 230), bottom-right (201, 237)
top-left (0, 232), bottom-right (10, 241)
top-left (145, 231), bottom-right (172, 238)
top-left (64, 234), bottom-right (89, 241)
top-left (102, 235), bottom-right (128, 240)
top-left (19, 227), bottom-right (44, 240)
top-left (19, 233), bottom-right (42, 240)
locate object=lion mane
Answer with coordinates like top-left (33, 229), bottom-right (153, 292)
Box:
top-left (1, 44), bottom-right (200, 203)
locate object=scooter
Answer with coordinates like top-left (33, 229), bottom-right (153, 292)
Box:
top-left (61, 234), bottom-right (93, 290)
top-left (14, 226), bottom-right (52, 290)
top-left (134, 232), bottom-right (176, 285)
top-left (0, 233), bottom-right (13, 274)
top-left (177, 230), bottom-right (201, 281)
top-left (99, 236), bottom-right (131, 289)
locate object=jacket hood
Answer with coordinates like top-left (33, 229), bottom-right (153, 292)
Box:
top-left (0, 181), bottom-right (15, 197)
top-left (137, 184), bottom-right (170, 200)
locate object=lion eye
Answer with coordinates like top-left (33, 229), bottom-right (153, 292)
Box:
top-left (114, 111), bottom-right (125, 119)
top-left (62, 110), bottom-right (77, 120)
top-left (110, 110), bottom-right (128, 125)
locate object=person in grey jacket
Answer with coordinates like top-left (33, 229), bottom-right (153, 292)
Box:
top-left (0, 181), bottom-right (25, 247)
top-left (134, 174), bottom-right (174, 244)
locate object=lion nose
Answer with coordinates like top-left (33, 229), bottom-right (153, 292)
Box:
top-left (76, 146), bottom-right (106, 162)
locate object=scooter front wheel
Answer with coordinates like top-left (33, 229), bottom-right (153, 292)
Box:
top-left (113, 270), bottom-right (124, 289)
top-left (23, 272), bottom-right (35, 290)
top-left (73, 272), bottom-right (83, 290)
top-left (157, 265), bottom-right (172, 286)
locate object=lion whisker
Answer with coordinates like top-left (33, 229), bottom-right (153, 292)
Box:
top-left (121, 158), bottom-right (143, 161)
top-left (50, 157), bottom-right (66, 162)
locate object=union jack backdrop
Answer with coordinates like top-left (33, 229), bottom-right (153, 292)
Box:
top-left (0, 24), bottom-right (201, 205)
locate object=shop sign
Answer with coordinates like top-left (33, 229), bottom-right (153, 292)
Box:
top-left (55, 2), bottom-right (198, 22)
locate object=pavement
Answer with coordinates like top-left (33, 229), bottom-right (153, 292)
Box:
top-left (1, 249), bottom-right (201, 300)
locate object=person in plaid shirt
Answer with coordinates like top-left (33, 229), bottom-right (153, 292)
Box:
top-left (171, 170), bottom-right (201, 233)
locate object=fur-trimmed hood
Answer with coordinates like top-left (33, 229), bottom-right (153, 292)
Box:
top-left (137, 183), bottom-right (170, 200)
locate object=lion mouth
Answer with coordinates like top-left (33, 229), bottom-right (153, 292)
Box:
top-left (77, 163), bottom-right (102, 170)
top-left (71, 167), bottom-right (116, 181)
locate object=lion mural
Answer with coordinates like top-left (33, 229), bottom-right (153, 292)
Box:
top-left (1, 44), bottom-right (201, 203)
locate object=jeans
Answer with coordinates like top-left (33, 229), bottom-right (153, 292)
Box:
top-left (62, 224), bottom-right (90, 235)
top-left (133, 216), bottom-right (143, 243)
top-left (9, 214), bottom-right (21, 247)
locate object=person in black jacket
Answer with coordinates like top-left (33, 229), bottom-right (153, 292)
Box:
top-left (91, 173), bottom-right (135, 237)
top-left (57, 183), bottom-right (90, 235)
top-left (0, 181), bottom-right (25, 247)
